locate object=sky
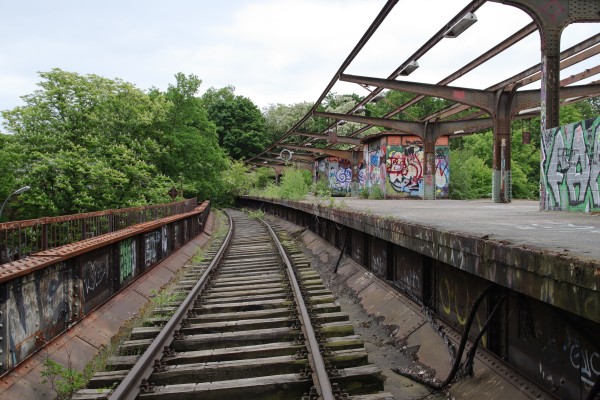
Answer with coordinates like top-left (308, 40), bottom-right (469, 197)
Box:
top-left (0, 0), bottom-right (598, 118)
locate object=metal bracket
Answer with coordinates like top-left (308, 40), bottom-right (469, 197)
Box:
top-left (163, 346), bottom-right (175, 357)
top-left (332, 383), bottom-right (349, 399)
top-left (139, 378), bottom-right (156, 393)
top-left (152, 359), bottom-right (167, 373)
top-left (173, 330), bottom-right (186, 340)
top-left (299, 364), bottom-right (313, 378)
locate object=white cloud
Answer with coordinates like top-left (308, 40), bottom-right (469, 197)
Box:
top-left (0, 0), bottom-right (597, 117)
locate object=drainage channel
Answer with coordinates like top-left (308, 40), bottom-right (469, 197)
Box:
top-left (74, 209), bottom-right (391, 400)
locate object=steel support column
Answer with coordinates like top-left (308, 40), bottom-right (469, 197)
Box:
top-left (488, 0), bottom-right (600, 130)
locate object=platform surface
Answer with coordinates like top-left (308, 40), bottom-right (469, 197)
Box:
top-left (317, 198), bottom-right (600, 262)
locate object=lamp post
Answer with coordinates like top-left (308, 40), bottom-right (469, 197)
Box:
top-left (0, 186), bottom-right (31, 221)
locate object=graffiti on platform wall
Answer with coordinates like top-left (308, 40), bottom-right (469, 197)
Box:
top-left (358, 161), bottom-right (366, 188)
top-left (119, 238), bottom-right (137, 284)
top-left (541, 117), bottom-right (600, 212)
top-left (5, 263), bottom-right (70, 368)
top-left (563, 331), bottom-right (599, 388)
top-left (82, 251), bottom-right (110, 300)
top-left (161, 226), bottom-right (169, 255)
top-left (515, 298), bottom-right (599, 399)
top-left (386, 141), bottom-right (424, 196)
top-left (145, 230), bottom-right (162, 268)
top-left (366, 144), bottom-right (386, 191)
top-left (438, 273), bottom-right (487, 347)
top-left (328, 157), bottom-right (352, 194)
top-left (435, 146), bottom-right (450, 198)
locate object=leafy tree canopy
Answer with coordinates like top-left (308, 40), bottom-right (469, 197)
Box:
top-left (201, 86), bottom-right (268, 160)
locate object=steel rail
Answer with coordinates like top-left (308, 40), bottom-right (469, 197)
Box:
top-left (107, 211), bottom-right (234, 400)
top-left (261, 218), bottom-right (335, 400)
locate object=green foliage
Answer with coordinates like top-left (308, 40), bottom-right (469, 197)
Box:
top-left (279, 168), bottom-right (311, 200)
top-left (2, 69), bottom-right (174, 219)
top-left (155, 73), bottom-right (228, 203)
top-left (313, 175), bottom-right (331, 198)
top-left (449, 148), bottom-right (492, 199)
top-left (368, 185), bottom-right (384, 200)
top-left (248, 209), bottom-right (265, 220)
top-left (218, 159), bottom-right (255, 205)
top-left (253, 167), bottom-right (275, 189)
top-left (40, 357), bottom-right (86, 400)
top-left (263, 102), bottom-right (325, 143)
top-left (202, 86), bottom-right (268, 160)
top-left (0, 70), bottom-right (235, 219)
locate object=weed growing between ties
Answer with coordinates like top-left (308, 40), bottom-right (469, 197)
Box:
top-left (40, 351), bottom-right (86, 400)
top-left (247, 209), bottom-right (266, 219)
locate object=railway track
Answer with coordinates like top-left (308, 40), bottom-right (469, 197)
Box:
top-left (75, 209), bottom-right (391, 400)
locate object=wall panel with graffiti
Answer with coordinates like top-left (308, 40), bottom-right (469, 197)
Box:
top-left (0, 201), bottom-right (210, 375)
top-left (541, 117), bottom-right (600, 212)
top-left (386, 136), bottom-right (424, 197)
top-left (361, 134), bottom-right (449, 199)
top-left (509, 295), bottom-right (599, 399)
top-left (435, 141), bottom-right (450, 198)
top-left (315, 156), bottom-right (353, 196)
top-left (1, 262), bottom-right (71, 370)
top-left (364, 140), bottom-right (386, 194)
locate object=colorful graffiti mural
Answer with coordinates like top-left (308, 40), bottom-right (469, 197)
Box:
top-left (386, 142), bottom-right (424, 196)
top-left (358, 161), bottom-right (366, 189)
top-left (329, 158), bottom-right (352, 195)
top-left (435, 146), bottom-right (450, 198)
top-left (366, 143), bottom-right (386, 192)
top-left (541, 117), bottom-right (600, 212)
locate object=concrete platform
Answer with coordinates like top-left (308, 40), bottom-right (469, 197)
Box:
top-left (241, 196), bottom-right (600, 326)
top-left (329, 198), bottom-right (600, 261)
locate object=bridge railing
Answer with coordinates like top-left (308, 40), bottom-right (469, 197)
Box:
top-left (0, 198), bottom-right (197, 265)
top-left (0, 199), bottom-right (210, 376)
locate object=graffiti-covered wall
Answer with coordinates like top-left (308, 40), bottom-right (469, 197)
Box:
top-left (362, 134), bottom-right (449, 199)
top-left (541, 117), bottom-right (600, 212)
top-left (316, 157), bottom-right (353, 196)
top-left (386, 136), bottom-right (424, 197)
top-left (435, 140), bottom-right (450, 198)
top-left (364, 139), bottom-right (386, 193)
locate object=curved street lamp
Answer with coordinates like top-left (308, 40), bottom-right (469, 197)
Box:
top-left (0, 186), bottom-right (31, 221)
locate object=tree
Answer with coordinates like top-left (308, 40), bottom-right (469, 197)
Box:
top-left (154, 73), bottom-right (228, 202)
top-left (201, 86), bottom-right (268, 160)
top-left (263, 101), bottom-right (325, 142)
top-left (1, 69), bottom-right (174, 218)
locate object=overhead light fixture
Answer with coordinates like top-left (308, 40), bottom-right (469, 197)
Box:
top-left (453, 129), bottom-right (465, 135)
top-left (399, 61), bottom-right (419, 76)
top-left (338, 120), bottom-right (347, 126)
top-left (353, 106), bottom-right (366, 114)
top-left (444, 12), bottom-right (477, 38)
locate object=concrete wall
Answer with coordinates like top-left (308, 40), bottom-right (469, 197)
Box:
top-left (541, 116), bottom-right (600, 212)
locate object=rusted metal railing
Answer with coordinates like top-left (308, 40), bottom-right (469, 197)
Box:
top-left (0, 198), bottom-right (197, 265)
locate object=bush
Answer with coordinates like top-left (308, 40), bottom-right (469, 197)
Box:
top-left (368, 185), bottom-right (384, 200)
top-left (313, 175), bottom-right (331, 198)
top-left (41, 357), bottom-right (86, 400)
top-left (279, 168), bottom-right (311, 200)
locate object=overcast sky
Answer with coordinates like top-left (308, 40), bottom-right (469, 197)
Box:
top-left (1, 0), bottom-right (598, 117)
